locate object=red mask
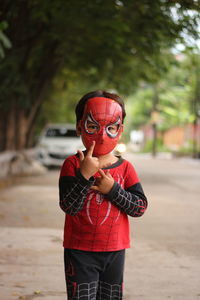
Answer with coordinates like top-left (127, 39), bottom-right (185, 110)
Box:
top-left (80, 97), bottom-right (123, 156)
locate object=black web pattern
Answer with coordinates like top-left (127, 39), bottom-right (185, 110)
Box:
top-left (107, 182), bottom-right (147, 217)
top-left (59, 173), bottom-right (94, 216)
top-left (97, 281), bottom-right (123, 300)
top-left (67, 281), bottom-right (98, 300)
top-left (62, 182), bottom-right (89, 215)
top-left (115, 187), bottom-right (146, 217)
top-left (67, 280), bottom-right (122, 300)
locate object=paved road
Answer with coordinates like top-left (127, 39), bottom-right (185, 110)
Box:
top-left (0, 154), bottom-right (200, 300)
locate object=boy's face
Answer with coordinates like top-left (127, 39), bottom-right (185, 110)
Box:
top-left (79, 97), bottom-right (123, 156)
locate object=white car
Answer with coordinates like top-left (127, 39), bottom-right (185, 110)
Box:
top-left (36, 123), bottom-right (84, 167)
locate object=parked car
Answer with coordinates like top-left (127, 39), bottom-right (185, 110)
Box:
top-left (36, 123), bottom-right (84, 167)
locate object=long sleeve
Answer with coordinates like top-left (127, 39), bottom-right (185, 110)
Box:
top-left (59, 169), bottom-right (94, 216)
top-left (106, 181), bottom-right (147, 218)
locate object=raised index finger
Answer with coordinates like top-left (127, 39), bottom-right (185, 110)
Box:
top-left (86, 141), bottom-right (95, 156)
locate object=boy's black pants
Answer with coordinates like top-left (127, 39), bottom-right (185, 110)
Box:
top-left (64, 248), bottom-right (125, 300)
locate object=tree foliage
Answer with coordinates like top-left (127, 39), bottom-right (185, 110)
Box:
top-left (0, 0), bottom-right (199, 150)
top-left (125, 52), bottom-right (200, 133)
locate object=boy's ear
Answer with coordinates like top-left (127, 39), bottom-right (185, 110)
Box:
top-left (76, 121), bottom-right (82, 136)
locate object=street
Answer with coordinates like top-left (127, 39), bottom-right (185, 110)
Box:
top-left (0, 153), bottom-right (200, 300)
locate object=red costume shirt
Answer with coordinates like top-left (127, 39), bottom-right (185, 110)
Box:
top-left (59, 154), bottom-right (147, 252)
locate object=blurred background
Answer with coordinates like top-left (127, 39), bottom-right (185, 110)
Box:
top-left (0, 0), bottom-right (200, 174)
top-left (0, 2), bottom-right (200, 300)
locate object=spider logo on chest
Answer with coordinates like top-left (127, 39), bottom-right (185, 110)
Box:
top-left (85, 174), bottom-right (124, 226)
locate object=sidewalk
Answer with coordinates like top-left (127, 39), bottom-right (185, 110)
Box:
top-left (0, 170), bottom-right (66, 300)
top-left (0, 227), bottom-right (66, 300)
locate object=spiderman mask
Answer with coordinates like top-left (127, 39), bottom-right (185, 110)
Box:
top-left (80, 97), bottom-right (123, 156)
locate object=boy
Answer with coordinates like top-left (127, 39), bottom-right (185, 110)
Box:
top-left (59, 90), bottom-right (148, 300)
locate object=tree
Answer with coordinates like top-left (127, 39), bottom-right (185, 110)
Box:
top-left (125, 50), bottom-right (200, 156)
top-left (0, 0), bottom-right (199, 151)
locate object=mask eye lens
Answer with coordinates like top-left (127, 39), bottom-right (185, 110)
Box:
top-left (85, 120), bottom-right (99, 134)
top-left (106, 116), bottom-right (121, 138)
top-left (107, 125), bottom-right (119, 134)
top-left (106, 124), bottom-right (120, 138)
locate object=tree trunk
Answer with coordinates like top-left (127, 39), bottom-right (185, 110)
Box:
top-left (15, 107), bottom-right (29, 150)
top-left (0, 111), bottom-right (7, 151)
top-left (152, 123), bottom-right (157, 157)
top-left (5, 104), bottom-right (16, 150)
top-left (0, 50), bottom-right (60, 152)
top-left (1, 93), bottom-right (49, 152)
top-left (192, 64), bottom-right (200, 159)
top-left (1, 104), bottom-right (29, 151)
top-left (151, 84), bottom-right (159, 157)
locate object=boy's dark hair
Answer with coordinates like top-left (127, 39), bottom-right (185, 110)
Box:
top-left (75, 90), bottom-right (126, 124)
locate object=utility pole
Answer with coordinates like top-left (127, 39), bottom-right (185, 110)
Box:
top-left (192, 61), bottom-right (200, 159)
top-left (151, 84), bottom-right (160, 157)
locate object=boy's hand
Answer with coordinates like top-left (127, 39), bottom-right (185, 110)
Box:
top-left (78, 141), bottom-right (108, 179)
top-left (78, 141), bottom-right (99, 179)
top-left (91, 169), bottom-right (114, 194)
top-left (78, 141), bottom-right (111, 180)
